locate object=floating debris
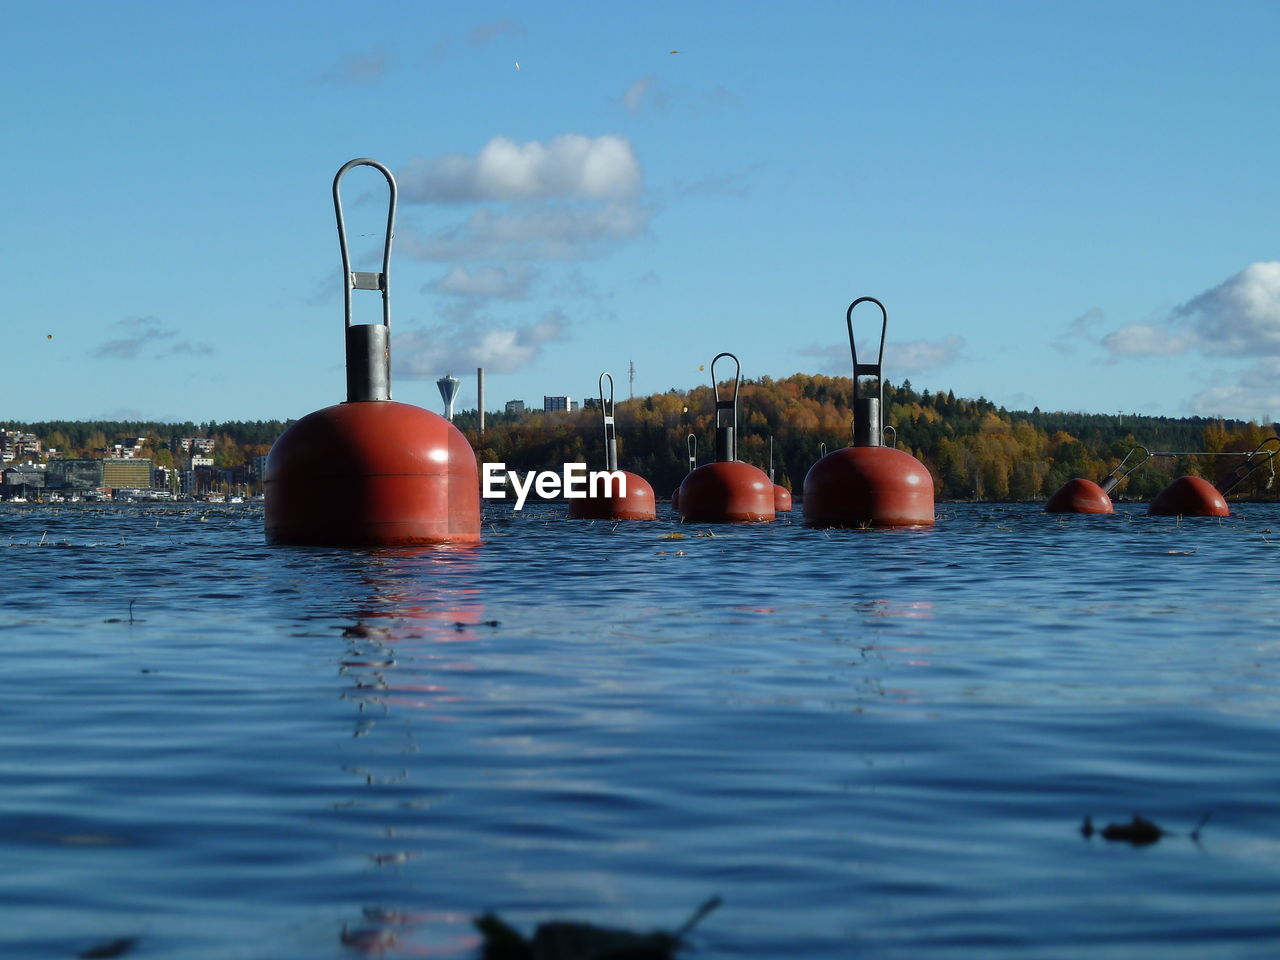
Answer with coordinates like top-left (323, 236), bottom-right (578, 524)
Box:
top-left (77, 938), bottom-right (138, 959)
top-left (476, 896), bottom-right (721, 960)
top-left (1081, 813), bottom-right (1210, 846)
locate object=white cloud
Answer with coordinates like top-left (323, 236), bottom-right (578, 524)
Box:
top-left (1174, 261), bottom-right (1280, 356)
top-left (429, 265), bottom-right (535, 299)
top-left (399, 134), bottom-right (642, 204)
top-left (1096, 262), bottom-right (1280, 361)
top-left (393, 311), bottom-right (568, 378)
top-left (1189, 357), bottom-right (1280, 421)
top-left (1100, 322), bottom-right (1192, 359)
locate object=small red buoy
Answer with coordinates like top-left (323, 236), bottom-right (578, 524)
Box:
top-left (569, 471), bottom-right (657, 520)
top-left (680, 460), bottom-right (776, 523)
top-left (803, 297), bottom-right (935, 528)
top-left (670, 486), bottom-right (681, 510)
top-left (774, 484), bottom-right (792, 511)
top-left (265, 159), bottom-right (481, 547)
top-left (677, 353), bottom-right (775, 523)
top-left (1148, 475), bottom-right (1229, 517)
top-left (766, 436), bottom-right (792, 511)
top-left (1045, 478), bottom-right (1113, 514)
top-left (1046, 446), bottom-right (1148, 514)
top-left (568, 372), bottom-right (656, 520)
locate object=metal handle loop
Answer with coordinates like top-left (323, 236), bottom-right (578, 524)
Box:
top-left (1216, 436), bottom-right (1280, 496)
top-left (847, 296), bottom-right (887, 399)
top-left (1099, 445), bottom-right (1150, 494)
top-left (687, 433), bottom-right (697, 472)
top-left (847, 297), bottom-right (887, 446)
top-left (710, 352), bottom-right (741, 461)
top-left (599, 372), bottom-right (617, 471)
top-left (334, 158), bottom-right (396, 330)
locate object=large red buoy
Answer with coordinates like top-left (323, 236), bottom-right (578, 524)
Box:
top-left (1148, 475), bottom-right (1229, 517)
top-left (678, 353), bottom-right (775, 523)
top-left (1045, 478), bottom-right (1112, 514)
top-left (803, 297), bottom-right (935, 528)
top-left (265, 158), bottom-right (481, 546)
top-left (568, 372), bottom-right (656, 520)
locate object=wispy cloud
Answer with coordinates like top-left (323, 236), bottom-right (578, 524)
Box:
top-left (317, 49), bottom-right (388, 85)
top-left (797, 336), bottom-right (964, 375)
top-left (427, 265), bottom-right (536, 300)
top-left (402, 201), bottom-right (649, 263)
top-left (90, 316), bottom-right (214, 360)
top-left (393, 310), bottom-right (568, 378)
top-left (399, 134), bottom-right (642, 204)
top-left (468, 17), bottom-right (522, 46)
top-left (622, 75), bottom-right (672, 114)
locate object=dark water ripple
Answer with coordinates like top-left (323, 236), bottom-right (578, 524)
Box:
top-left (2, 501), bottom-right (1279, 958)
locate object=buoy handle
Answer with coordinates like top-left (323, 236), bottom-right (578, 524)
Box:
top-left (1099, 445), bottom-right (1150, 493)
top-left (883, 424), bottom-right (898, 449)
top-left (598, 372), bottom-right (618, 472)
top-left (334, 158), bottom-right (397, 402)
top-left (687, 433), bottom-right (697, 472)
top-left (1215, 436), bottom-right (1280, 496)
top-left (847, 297), bottom-right (887, 446)
top-left (710, 352), bottom-right (740, 461)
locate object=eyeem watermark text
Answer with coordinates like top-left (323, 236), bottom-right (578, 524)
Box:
top-left (482, 463), bottom-right (627, 510)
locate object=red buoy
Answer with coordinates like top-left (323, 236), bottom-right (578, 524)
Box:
top-left (670, 486), bottom-right (681, 511)
top-left (803, 297), bottom-right (935, 528)
top-left (266, 401), bottom-right (480, 544)
top-left (1046, 446), bottom-right (1148, 514)
top-left (679, 460), bottom-right (776, 523)
top-left (1148, 475), bottom-right (1229, 517)
top-left (567, 372), bottom-right (656, 521)
top-left (568, 470), bottom-right (657, 520)
top-left (264, 158), bottom-right (481, 547)
top-left (774, 484), bottom-right (793, 511)
top-left (1045, 478), bottom-right (1113, 514)
top-left (803, 446), bottom-right (933, 526)
top-left (677, 353), bottom-right (775, 523)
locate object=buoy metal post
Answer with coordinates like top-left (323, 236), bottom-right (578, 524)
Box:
top-left (677, 353), bottom-right (776, 523)
top-left (335, 159), bottom-right (395, 403)
top-left (264, 158), bottom-right (481, 546)
top-left (803, 297), bottom-right (935, 527)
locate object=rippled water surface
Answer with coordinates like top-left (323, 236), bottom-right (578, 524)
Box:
top-left (3, 501), bottom-right (1280, 959)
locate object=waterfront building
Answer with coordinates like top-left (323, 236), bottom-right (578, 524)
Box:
top-left (543, 396), bottom-right (573, 412)
top-left (47, 458), bottom-right (105, 492)
top-left (505, 400), bottom-right (526, 416)
top-left (102, 458), bottom-right (153, 490)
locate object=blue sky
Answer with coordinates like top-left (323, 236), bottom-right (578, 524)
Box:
top-left (5, 0), bottom-right (1279, 425)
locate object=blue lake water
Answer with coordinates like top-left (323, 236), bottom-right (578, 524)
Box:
top-left (2, 500), bottom-right (1279, 959)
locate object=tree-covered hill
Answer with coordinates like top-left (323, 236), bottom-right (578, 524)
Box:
top-left (5, 375), bottom-right (1276, 501)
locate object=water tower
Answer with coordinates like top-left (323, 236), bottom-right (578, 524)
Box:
top-left (437, 375), bottom-right (460, 420)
